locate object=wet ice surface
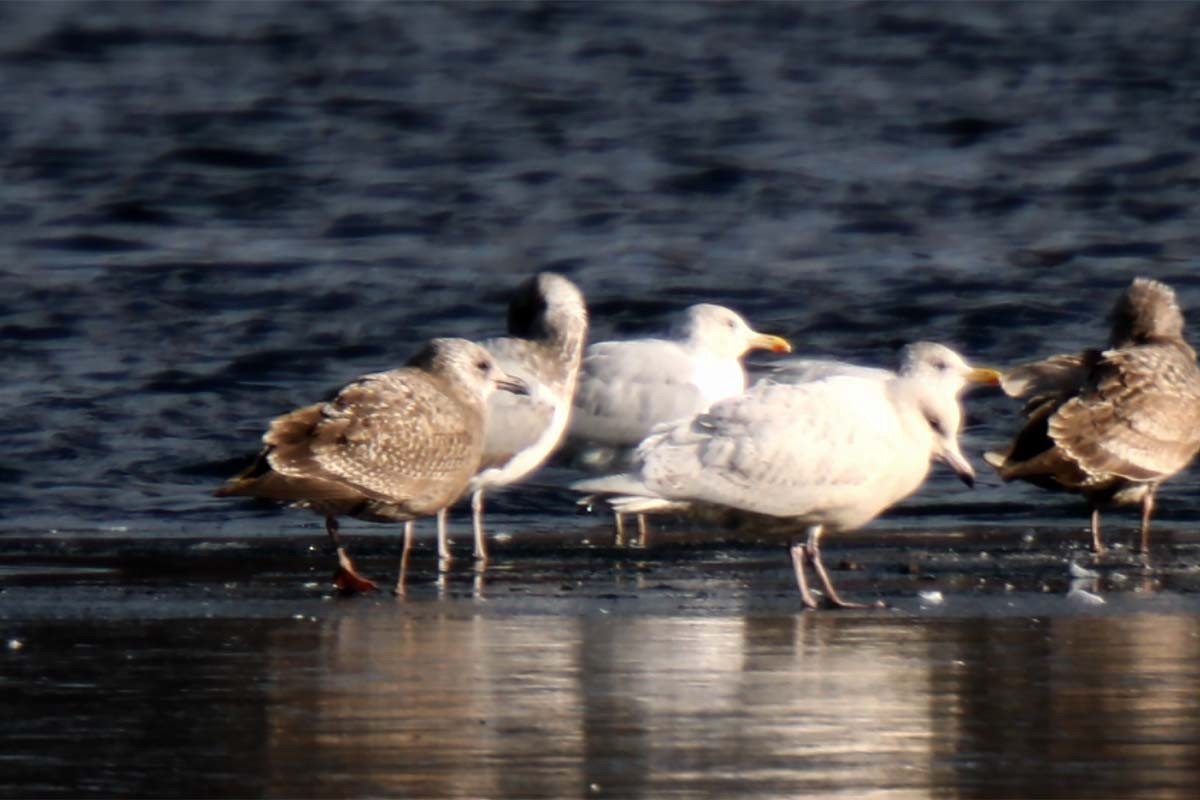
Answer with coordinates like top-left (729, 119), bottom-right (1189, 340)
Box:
top-left (5, 524), bottom-right (1200, 799)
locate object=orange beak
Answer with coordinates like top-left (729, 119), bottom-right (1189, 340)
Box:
top-left (966, 367), bottom-right (1002, 386)
top-left (748, 333), bottom-right (792, 354)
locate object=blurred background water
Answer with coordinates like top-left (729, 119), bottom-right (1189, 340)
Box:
top-left (4, 2), bottom-right (1200, 798)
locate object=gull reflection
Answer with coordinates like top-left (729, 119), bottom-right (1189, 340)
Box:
top-left (259, 607), bottom-right (1200, 798)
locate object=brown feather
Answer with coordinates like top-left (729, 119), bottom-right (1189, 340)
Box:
top-left (1000, 351), bottom-right (1099, 408)
top-left (988, 278), bottom-right (1200, 517)
top-left (216, 338), bottom-right (506, 524)
top-left (1051, 343), bottom-right (1200, 485)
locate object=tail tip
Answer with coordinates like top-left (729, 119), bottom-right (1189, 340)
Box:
top-left (982, 451), bottom-right (1006, 470)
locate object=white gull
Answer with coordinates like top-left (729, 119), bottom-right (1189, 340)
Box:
top-left (573, 342), bottom-right (999, 608)
top-left (568, 303), bottom-right (790, 539)
top-left (459, 273), bottom-right (588, 561)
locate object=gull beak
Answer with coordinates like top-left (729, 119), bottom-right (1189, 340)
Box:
top-left (495, 373), bottom-right (530, 396)
top-left (749, 333), bottom-right (793, 354)
top-left (965, 367), bottom-right (1002, 386)
top-left (940, 444), bottom-right (976, 488)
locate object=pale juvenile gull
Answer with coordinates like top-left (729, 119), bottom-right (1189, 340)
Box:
top-left (568, 303), bottom-right (790, 539)
top-left (573, 342), bottom-right (1000, 609)
top-left (215, 337), bottom-right (527, 593)
top-left (985, 277), bottom-right (1200, 554)
top-left (456, 272), bottom-right (588, 562)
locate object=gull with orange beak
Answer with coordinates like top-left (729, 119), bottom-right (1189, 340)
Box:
top-left (567, 303), bottom-right (791, 540)
top-left (573, 342), bottom-right (1001, 608)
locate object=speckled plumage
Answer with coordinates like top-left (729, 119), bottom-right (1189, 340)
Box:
top-left (217, 337), bottom-right (525, 591)
top-left (986, 278), bottom-right (1200, 552)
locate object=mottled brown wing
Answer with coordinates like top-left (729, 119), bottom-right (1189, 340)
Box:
top-left (268, 369), bottom-right (485, 506)
top-left (984, 392), bottom-right (1089, 491)
top-left (215, 402), bottom-right (371, 503)
top-left (1050, 344), bottom-right (1200, 483)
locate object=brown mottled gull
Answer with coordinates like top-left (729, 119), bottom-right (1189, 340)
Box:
top-left (461, 272), bottom-right (588, 562)
top-left (216, 337), bottom-right (527, 593)
top-left (568, 303), bottom-right (790, 540)
top-left (985, 277), bottom-right (1200, 553)
top-left (573, 343), bottom-right (1000, 609)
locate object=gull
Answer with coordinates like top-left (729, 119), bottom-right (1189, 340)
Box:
top-left (459, 272), bottom-right (588, 562)
top-left (572, 342), bottom-right (1000, 608)
top-left (216, 338), bottom-right (527, 593)
top-left (568, 303), bottom-right (791, 539)
top-left (985, 277), bottom-right (1200, 553)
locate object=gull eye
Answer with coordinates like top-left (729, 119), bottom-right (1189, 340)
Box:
top-left (927, 415), bottom-right (946, 436)
top-left (475, 358), bottom-right (490, 373)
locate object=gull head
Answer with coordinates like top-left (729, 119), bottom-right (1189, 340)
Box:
top-left (410, 338), bottom-right (529, 400)
top-left (507, 272), bottom-right (588, 346)
top-left (1108, 276), bottom-right (1186, 347)
top-left (898, 342), bottom-right (1001, 488)
top-left (898, 342), bottom-right (1001, 395)
top-left (673, 303), bottom-right (791, 360)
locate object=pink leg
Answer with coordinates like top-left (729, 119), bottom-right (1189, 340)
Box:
top-left (613, 511), bottom-right (627, 547)
top-left (394, 521), bottom-right (414, 597)
top-left (789, 537), bottom-right (821, 609)
top-left (472, 489), bottom-right (489, 562)
top-left (437, 508), bottom-right (451, 564)
top-left (807, 526), bottom-right (875, 609)
top-left (1090, 507), bottom-right (1107, 555)
top-left (327, 515), bottom-right (377, 594)
top-left (1138, 487), bottom-right (1157, 554)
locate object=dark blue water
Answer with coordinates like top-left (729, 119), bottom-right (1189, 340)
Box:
top-left (4, 2), bottom-right (1200, 797)
top-left (3, 0), bottom-right (1200, 536)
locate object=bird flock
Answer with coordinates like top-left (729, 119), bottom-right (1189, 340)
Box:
top-left (217, 275), bottom-right (1200, 609)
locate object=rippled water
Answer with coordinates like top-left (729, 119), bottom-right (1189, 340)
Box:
top-left (4, 1), bottom-right (1200, 797)
top-left (3, 0), bottom-right (1200, 535)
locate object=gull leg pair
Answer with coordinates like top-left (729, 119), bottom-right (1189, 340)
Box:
top-left (327, 515), bottom-right (378, 594)
top-left (612, 511), bottom-right (648, 548)
top-left (789, 525), bottom-right (876, 610)
top-left (1090, 485), bottom-right (1158, 555)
